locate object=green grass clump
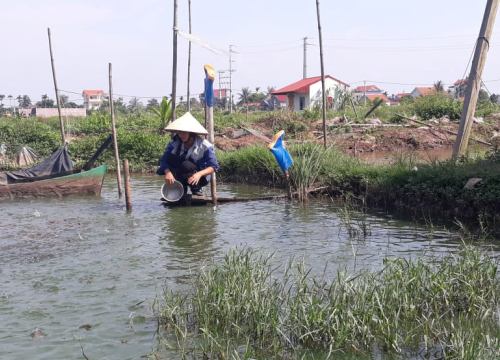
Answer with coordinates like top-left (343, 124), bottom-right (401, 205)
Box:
top-left (158, 246), bottom-right (500, 359)
top-left (218, 145), bottom-right (281, 185)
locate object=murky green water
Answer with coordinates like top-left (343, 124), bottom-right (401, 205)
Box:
top-left (0, 175), bottom-right (497, 359)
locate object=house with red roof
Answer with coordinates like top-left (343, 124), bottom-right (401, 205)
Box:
top-left (82, 89), bottom-right (106, 110)
top-left (410, 87), bottom-right (436, 98)
top-left (272, 75), bottom-right (349, 111)
top-left (353, 84), bottom-right (385, 102)
top-left (358, 93), bottom-right (391, 106)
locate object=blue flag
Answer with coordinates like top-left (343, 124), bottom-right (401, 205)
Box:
top-left (268, 130), bottom-right (293, 172)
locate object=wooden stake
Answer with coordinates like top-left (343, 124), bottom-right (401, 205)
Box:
top-left (286, 171), bottom-right (292, 200)
top-left (171, 0), bottom-right (178, 121)
top-left (453, 0), bottom-right (499, 158)
top-left (123, 159), bottom-right (132, 212)
top-left (109, 63), bottom-right (123, 197)
top-left (205, 65), bottom-right (217, 206)
top-left (47, 28), bottom-right (66, 144)
top-left (315, 0), bottom-right (327, 149)
top-left (207, 103), bottom-right (217, 206)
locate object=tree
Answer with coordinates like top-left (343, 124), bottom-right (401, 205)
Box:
top-left (490, 94), bottom-right (499, 104)
top-left (36, 94), bottom-right (55, 108)
top-left (18, 95), bottom-right (31, 108)
top-left (151, 96), bottom-right (173, 131)
top-left (0, 94), bottom-right (4, 106)
top-left (147, 98), bottom-right (159, 110)
top-left (433, 80), bottom-right (444, 93)
top-left (114, 97), bottom-right (127, 114)
top-left (60, 94), bottom-right (69, 106)
top-left (478, 89), bottom-right (490, 103)
top-left (127, 97), bottom-right (143, 113)
top-left (238, 87), bottom-right (251, 106)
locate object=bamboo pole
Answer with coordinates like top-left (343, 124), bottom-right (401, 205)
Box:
top-left (453, 0), bottom-right (498, 158)
top-left (315, 0), bottom-right (327, 149)
top-left (187, 0), bottom-right (192, 112)
top-left (109, 63), bottom-right (123, 197)
top-left (171, 0), bottom-right (178, 121)
top-left (47, 28), bottom-right (66, 144)
top-left (123, 159), bottom-right (132, 211)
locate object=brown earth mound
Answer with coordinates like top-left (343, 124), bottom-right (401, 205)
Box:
top-left (213, 115), bottom-right (500, 155)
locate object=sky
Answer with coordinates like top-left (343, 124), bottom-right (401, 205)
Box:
top-left (1, 0), bottom-right (499, 105)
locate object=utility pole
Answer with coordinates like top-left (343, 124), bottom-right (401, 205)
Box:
top-left (171, 0), bottom-right (178, 120)
top-left (187, 0), bottom-right (192, 112)
top-left (315, 0), bottom-right (327, 149)
top-left (47, 28), bottom-right (66, 144)
top-left (303, 36), bottom-right (310, 79)
top-left (363, 80), bottom-right (367, 106)
top-left (229, 44), bottom-right (236, 113)
top-left (453, 0), bottom-right (499, 158)
top-left (218, 70), bottom-right (230, 111)
top-left (217, 70), bottom-right (224, 108)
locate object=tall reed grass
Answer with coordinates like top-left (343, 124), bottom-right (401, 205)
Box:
top-left (158, 246), bottom-right (499, 359)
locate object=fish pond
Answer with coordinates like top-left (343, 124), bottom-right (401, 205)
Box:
top-left (0, 175), bottom-right (498, 359)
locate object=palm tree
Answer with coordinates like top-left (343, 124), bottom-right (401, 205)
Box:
top-left (433, 80), bottom-right (444, 93)
top-left (238, 87), bottom-right (251, 106)
top-left (151, 96), bottom-right (173, 132)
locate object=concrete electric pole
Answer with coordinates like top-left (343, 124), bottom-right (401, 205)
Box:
top-left (453, 0), bottom-right (499, 158)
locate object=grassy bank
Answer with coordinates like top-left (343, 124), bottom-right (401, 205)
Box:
top-left (218, 144), bottom-right (500, 233)
top-left (157, 247), bottom-right (499, 359)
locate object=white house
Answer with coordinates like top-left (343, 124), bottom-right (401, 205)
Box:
top-left (272, 75), bottom-right (349, 111)
top-left (82, 89), bottom-right (106, 110)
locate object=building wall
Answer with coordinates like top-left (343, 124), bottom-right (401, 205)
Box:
top-left (34, 108), bottom-right (87, 118)
top-left (283, 78), bottom-right (349, 111)
top-left (309, 78), bottom-right (348, 109)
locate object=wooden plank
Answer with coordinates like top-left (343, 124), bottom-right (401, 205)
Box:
top-left (241, 127), bottom-right (272, 142)
top-left (162, 186), bottom-right (330, 207)
top-left (397, 114), bottom-right (492, 146)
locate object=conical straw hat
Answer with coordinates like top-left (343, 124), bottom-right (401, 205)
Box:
top-left (165, 112), bottom-right (208, 135)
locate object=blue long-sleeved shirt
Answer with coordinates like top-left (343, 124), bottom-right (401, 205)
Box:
top-left (157, 136), bottom-right (219, 176)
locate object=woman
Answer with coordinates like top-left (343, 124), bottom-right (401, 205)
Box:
top-left (157, 112), bottom-right (219, 196)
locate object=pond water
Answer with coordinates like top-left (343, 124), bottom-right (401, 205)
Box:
top-left (0, 175), bottom-right (498, 359)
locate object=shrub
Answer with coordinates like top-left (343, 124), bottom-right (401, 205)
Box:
top-left (413, 94), bottom-right (461, 120)
top-left (0, 118), bottom-right (60, 156)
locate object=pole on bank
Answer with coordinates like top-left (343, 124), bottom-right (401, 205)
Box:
top-left (47, 28), bottom-right (66, 144)
top-left (204, 64), bottom-right (218, 206)
top-left (108, 63), bottom-right (123, 197)
top-left (453, 0), bottom-right (499, 158)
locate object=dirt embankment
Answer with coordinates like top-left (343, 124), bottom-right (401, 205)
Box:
top-left (214, 114), bottom-right (500, 157)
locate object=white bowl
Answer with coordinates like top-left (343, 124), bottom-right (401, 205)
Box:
top-left (161, 181), bottom-right (184, 202)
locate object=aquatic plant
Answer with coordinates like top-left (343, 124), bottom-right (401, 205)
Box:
top-left (157, 246), bottom-right (500, 359)
top-left (288, 142), bottom-right (326, 201)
